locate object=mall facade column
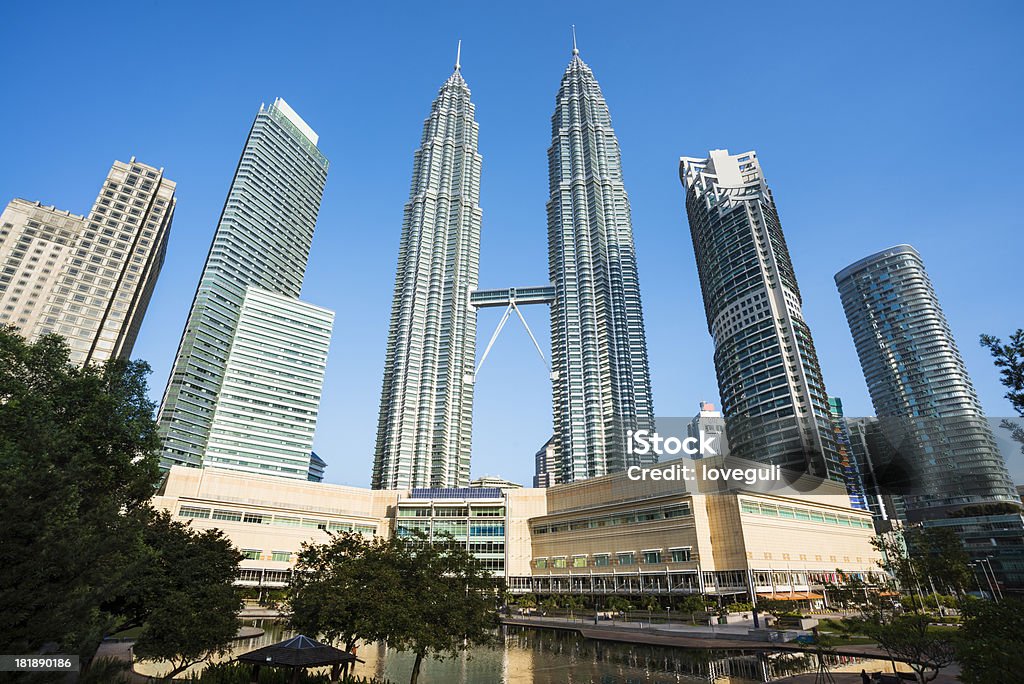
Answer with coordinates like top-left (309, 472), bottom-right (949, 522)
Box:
top-left (372, 55), bottom-right (482, 489)
top-left (834, 244), bottom-right (1017, 517)
top-left (157, 99), bottom-right (329, 469)
top-left (546, 44), bottom-right (655, 483)
top-left (680, 149), bottom-right (843, 482)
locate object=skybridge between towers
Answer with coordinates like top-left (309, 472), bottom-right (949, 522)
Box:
top-left (467, 286), bottom-right (557, 384)
top-left (470, 285), bottom-right (556, 308)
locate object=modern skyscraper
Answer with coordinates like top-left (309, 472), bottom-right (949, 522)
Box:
top-left (687, 402), bottom-right (729, 459)
top-left (372, 51), bottom-right (482, 489)
top-left (546, 42), bottom-right (655, 482)
top-left (201, 286), bottom-right (333, 480)
top-left (0, 158), bottom-right (175, 365)
top-left (835, 245), bottom-right (1017, 516)
top-left (680, 150), bottom-right (842, 482)
top-left (533, 436), bottom-right (558, 488)
top-left (828, 397), bottom-right (870, 511)
top-left (847, 416), bottom-right (907, 524)
top-left (158, 98), bottom-right (329, 472)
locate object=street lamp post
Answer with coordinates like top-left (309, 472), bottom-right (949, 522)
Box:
top-left (976, 559), bottom-right (999, 602)
top-left (983, 557), bottom-right (1004, 601)
top-left (967, 563), bottom-right (985, 598)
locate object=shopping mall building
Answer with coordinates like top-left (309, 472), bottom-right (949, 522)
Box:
top-left (153, 455), bottom-right (884, 603)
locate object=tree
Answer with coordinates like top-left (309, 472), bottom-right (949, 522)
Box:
top-left (0, 329), bottom-right (161, 662)
top-left (516, 593), bottom-right (538, 613)
top-left (289, 531), bottom-right (398, 652)
top-left (981, 330), bottom-right (1024, 456)
top-left (605, 596), bottom-right (632, 613)
top-left (387, 535), bottom-right (502, 684)
top-left (128, 511), bottom-right (244, 677)
top-left (843, 614), bottom-right (955, 683)
top-left (808, 629), bottom-right (838, 684)
top-left (906, 528), bottom-right (972, 595)
top-left (0, 328), bottom-right (244, 676)
top-left (872, 529), bottom-right (971, 602)
top-left (755, 598), bottom-right (790, 615)
top-left (640, 596), bottom-right (661, 613)
top-left (981, 330), bottom-right (1024, 416)
top-left (956, 595), bottom-right (1024, 683)
top-left (563, 594), bottom-right (585, 618)
top-left (673, 594), bottom-right (705, 615)
top-left (289, 532), bottom-right (501, 684)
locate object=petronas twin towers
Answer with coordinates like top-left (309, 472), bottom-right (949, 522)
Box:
top-left (372, 56), bottom-right (482, 490)
top-left (372, 42), bottom-right (653, 489)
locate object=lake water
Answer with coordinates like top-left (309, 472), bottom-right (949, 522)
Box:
top-left (136, 620), bottom-right (901, 683)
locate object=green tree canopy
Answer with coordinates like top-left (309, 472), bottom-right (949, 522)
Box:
top-left (128, 511), bottom-right (244, 677)
top-left (387, 534), bottom-right (501, 684)
top-left (289, 531), bottom-right (399, 652)
top-left (0, 329), bottom-right (160, 660)
top-left (0, 328), bottom-right (243, 675)
top-left (981, 330), bottom-right (1024, 460)
top-left (981, 330), bottom-right (1024, 417)
top-left (843, 613), bottom-right (955, 683)
top-left (956, 596), bottom-right (1024, 683)
top-left (290, 531), bottom-right (501, 684)
top-left (873, 528), bottom-right (971, 600)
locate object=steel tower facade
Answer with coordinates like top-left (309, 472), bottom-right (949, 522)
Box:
top-left (680, 149), bottom-right (843, 482)
top-left (546, 45), bottom-right (655, 482)
top-left (372, 55), bottom-right (482, 489)
top-left (157, 99), bottom-right (329, 470)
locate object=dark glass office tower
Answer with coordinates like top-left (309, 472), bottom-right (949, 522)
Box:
top-left (547, 44), bottom-right (655, 482)
top-left (680, 149), bottom-right (842, 482)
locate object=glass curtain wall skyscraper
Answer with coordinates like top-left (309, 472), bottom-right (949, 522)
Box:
top-left (158, 98), bottom-right (330, 472)
top-left (202, 286), bottom-right (334, 480)
top-left (680, 150), bottom-right (842, 482)
top-left (546, 44), bottom-right (655, 482)
top-left (835, 245), bottom-right (1017, 517)
top-left (372, 55), bottom-right (482, 490)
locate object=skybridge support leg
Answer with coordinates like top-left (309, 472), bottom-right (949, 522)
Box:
top-left (469, 301), bottom-right (551, 383)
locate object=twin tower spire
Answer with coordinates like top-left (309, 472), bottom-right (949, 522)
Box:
top-left (372, 38), bottom-right (654, 490)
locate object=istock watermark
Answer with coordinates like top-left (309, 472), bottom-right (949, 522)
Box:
top-left (626, 462), bottom-right (782, 485)
top-left (626, 429), bottom-right (719, 457)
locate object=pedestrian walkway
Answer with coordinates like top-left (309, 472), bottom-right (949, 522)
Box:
top-left (92, 640), bottom-right (147, 684)
top-left (773, 672), bottom-right (960, 684)
top-left (503, 616), bottom-right (896, 662)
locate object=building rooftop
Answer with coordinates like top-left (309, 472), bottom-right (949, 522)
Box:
top-left (834, 244), bottom-right (921, 282)
top-left (270, 97), bottom-right (319, 146)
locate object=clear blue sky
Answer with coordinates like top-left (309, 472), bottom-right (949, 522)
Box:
top-left (3, 1), bottom-right (1023, 487)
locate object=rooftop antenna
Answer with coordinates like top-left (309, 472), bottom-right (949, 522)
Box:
top-left (455, 39), bottom-right (462, 71)
top-left (571, 25), bottom-right (578, 55)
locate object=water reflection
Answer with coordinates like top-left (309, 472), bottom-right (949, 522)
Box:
top-left (136, 620), bottom-right (886, 683)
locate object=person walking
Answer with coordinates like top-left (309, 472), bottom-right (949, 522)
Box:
top-left (860, 669), bottom-right (871, 684)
